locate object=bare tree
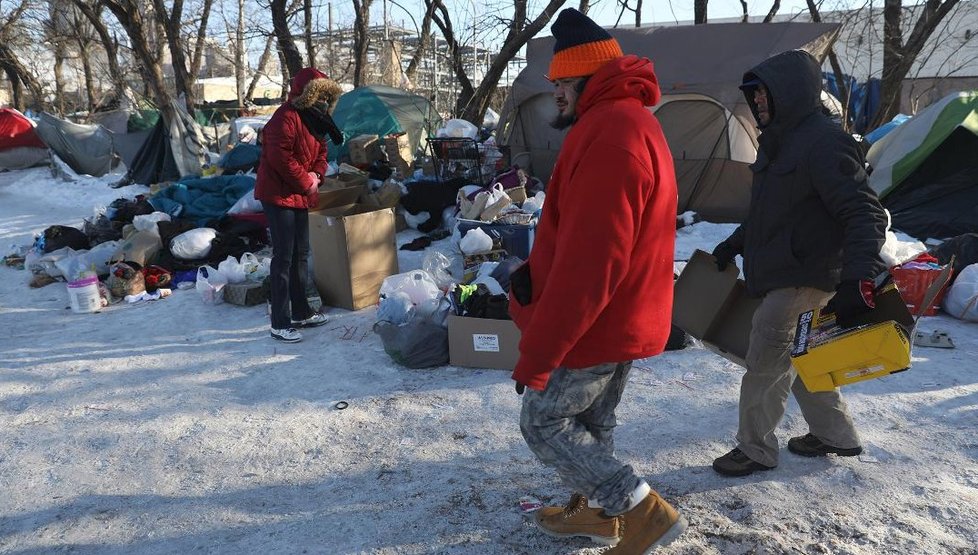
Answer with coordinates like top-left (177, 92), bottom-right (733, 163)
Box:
top-left (351, 0), bottom-right (373, 86)
top-left (739, 0), bottom-right (749, 23)
top-left (614, 0), bottom-right (641, 27)
top-left (0, 0), bottom-right (45, 110)
top-left (189, 0), bottom-right (214, 81)
top-left (578, 0), bottom-right (589, 13)
top-left (247, 32), bottom-right (277, 100)
top-left (763, 0), bottom-right (781, 23)
top-left (68, 0), bottom-right (128, 106)
top-left (390, 0), bottom-right (436, 86)
top-left (303, 0), bottom-right (314, 66)
top-left (427, 0), bottom-right (568, 125)
top-left (806, 0), bottom-right (853, 130)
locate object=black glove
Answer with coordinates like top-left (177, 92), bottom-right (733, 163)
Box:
top-left (711, 241), bottom-right (738, 272)
top-left (824, 279), bottom-right (876, 328)
top-left (509, 264), bottom-right (532, 306)
top-left (515, 382), bottom-right (525, 395)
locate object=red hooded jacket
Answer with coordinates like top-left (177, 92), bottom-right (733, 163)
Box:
top-left (254, 68), bottom-right (330, 210)
top-left (509, 55), bottom-right (678, 391)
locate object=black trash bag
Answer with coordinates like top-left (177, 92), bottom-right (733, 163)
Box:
top-left (665, 324), bottom-right (688, 351)
top-left (930, 233), bottom-right (978, 274)
top-left (374, 318), bottom-right (449, 369)
top-left (43, 225), bottom-right (90, 253)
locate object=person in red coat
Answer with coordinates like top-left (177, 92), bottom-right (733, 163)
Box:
top-left (255, 67), bottom-right (344, 342)
top-left (509, 8), bottom-right (686, 553)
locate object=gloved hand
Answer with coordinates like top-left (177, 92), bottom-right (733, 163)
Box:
top-left (515, 382), bottom-right (525, 395)
top-left (307, 172), bottom-right (321, 190)
top-left (711, 241), bottom-right (738, 272)
top-left (824, 279), bottom-right (876, 328)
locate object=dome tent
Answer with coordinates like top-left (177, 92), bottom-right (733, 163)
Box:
top-left (327, 85), bottom-right (441, 164)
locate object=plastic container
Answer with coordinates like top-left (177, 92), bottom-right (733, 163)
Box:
top-left (891, 266), bottom-right (948, 316)
top-left (67, 274), bottom-right (102, 313)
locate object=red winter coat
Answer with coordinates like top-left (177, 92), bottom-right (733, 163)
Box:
top-left (254, 68), bottom-right (329, 210)
top-left (509, 55), bottom-right (678, 391)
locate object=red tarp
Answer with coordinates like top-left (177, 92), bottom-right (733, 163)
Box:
top-left (0, 108), bottom-right (45, 150)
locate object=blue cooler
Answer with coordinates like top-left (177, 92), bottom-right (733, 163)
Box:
top-left (457, 219), bottom-right (535, 260)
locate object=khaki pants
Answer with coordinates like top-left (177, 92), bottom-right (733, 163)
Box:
top-left (736, 287), bottom-right (861, 467)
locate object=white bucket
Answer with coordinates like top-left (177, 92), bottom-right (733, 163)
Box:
top-left (67, 274), bottom-right (102, 314)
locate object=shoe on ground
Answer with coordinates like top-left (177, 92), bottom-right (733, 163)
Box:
top-left (270, 327), bottom-right (302, 342)
top-left (292, 312), bottom-right (328, 328)
top-left (604, 491), bottom-right (687, 554)
top-left (534, 493), bottom-right (620, 546)
top-left (712, 447), bottom-right (776, 477)
top-left (787, 433), bottom-right (862, 457)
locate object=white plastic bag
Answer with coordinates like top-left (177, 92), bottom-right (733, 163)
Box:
top-left (196, 265), bottom-right (227, 305)
top-left (217, 255), bottom-right (247, 284)
top-left (943, 263), bottom-right (978, 322)
top-left (171, 228), bottom-right (217, 259)
top-left (422, 251), bottom-right (455, 290)
top-left (459, 227), bottom-right (494, 255)
top-left (380, 270), bottom-right (442, 306)
top-left (227, 188), bottom-right (263, 215)
top-left (132, 211), bottom-right (171, 233)
top-left (522, 191), bottom-right (546, 214)
top-left (436, 118), bottom-right (478, 139)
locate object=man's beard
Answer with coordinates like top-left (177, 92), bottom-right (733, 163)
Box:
top-left (550, 112), bottom-right (575, 130)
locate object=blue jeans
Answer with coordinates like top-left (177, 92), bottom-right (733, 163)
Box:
top-left (520, 362), bottom-right (641, 515)
top-left (262, 203), bottom-right (314, 329)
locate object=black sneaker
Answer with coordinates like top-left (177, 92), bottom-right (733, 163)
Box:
top-left (713, 448), bottom-right (776, 477)
top-left (787, 433), bottom-right (863, 457)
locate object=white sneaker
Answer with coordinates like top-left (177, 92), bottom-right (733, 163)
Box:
top-left (292, 312), bottom-right (328, 328)
top-left (270, 327), bottom-right (302, 342)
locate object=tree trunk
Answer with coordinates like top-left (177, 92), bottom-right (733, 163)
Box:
top-left (278, 48), bottom-right (291, 98)
top-left (634, 0), bottom-right (642, 27)
top-left (150, 0), bottom-right (196, 112)
top-left (695, 0), bottom-right (708, 24)
top-left (191, 0), bottom-right (214, 80)
top-left (428, 0), bottom-right (473, 114)
top-left (304, 0), bottom-right (315, 66)
top-left (578, 0), bottom-right (590, 13)
top-left (763, 0), bottom-right (781, 23)
top-left (54, 42), bottom-right (67, 115)
top-left (404, 0), bottom-right (436, 84)
top-left (235, 0), bottom-right (246, 107)
top-left (247, 33), bottom-right (277, 100)
top-left (270, 0), bottom-right (304, 77)
top-left (352, 0), bottom-right (374, 86)
top-left (69, 0), bottom-right (128, 107)
top-left (0, 42), bottom-right (46, 110)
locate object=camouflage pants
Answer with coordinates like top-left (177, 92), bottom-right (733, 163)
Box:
top-left (520, 362), bottom-right (640, 515)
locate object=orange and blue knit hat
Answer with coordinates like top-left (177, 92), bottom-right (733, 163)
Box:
top-left (547, 8), bottom-right (623, 80)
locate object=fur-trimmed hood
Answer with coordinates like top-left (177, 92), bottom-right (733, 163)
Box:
top-left (288, 67), bottom-right (343, 112)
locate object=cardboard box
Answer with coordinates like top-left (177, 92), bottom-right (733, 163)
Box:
top-left (316, 173), bottom-right (367, 211)
top-left (308, 204), bottom-right (399, 311)
top-left (384, 133), bottom-right (414, 177)
top-left (791, 263), bottom-right (953, 392)
top-left (448, 314), bottom-right (521, 370)
top-left (348, 134), bottom-right (382, 165)
top-left (672, 249), bottom-right (761, 366)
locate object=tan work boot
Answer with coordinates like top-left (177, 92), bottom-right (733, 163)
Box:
top-left (534, 493), bottom-right (621, 546)
top-left (605, 491), bottom-right (687, 554)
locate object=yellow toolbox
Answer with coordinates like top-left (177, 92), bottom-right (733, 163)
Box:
top-left (791, 263), bottom-right (953, 392)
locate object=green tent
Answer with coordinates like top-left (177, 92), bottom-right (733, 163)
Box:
top-left (866, 91), bottom-right (978, 239)
top-left (328, 85), bottom-right (441, 163)
top-left (867, 91), bottom-right (978, 198)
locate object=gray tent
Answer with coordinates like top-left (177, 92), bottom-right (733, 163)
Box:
top-left (499, 22), bottom-right (840, 223)
top-left (35, 113), bottom-right (115, 177)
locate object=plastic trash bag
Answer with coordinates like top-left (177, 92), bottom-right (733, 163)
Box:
top-left (218, 255), bottom-right (247, 283)
top-left (374, 313), bottom-right (450, 369)
top-left (171, 228), bottom-right (217, 260)
top-left (132, 211), bottom-right (171, 233)
top-left (380, 270), bottom-right (441, 306)
top-left (436, 118), bottom-right (478, 139)
top-left (377, 291), bottom-right (415, 325)
top-left (943, 263), bottom-right (978, 322)
top-left (196, 265), bottom-right (227, 305)
top-left (459, 227), bottom-right (493, 255)
top-left (422, 251), bottom-right (455, 290)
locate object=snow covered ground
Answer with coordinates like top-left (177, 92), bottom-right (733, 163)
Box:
top-left (0, 166), bottom-right (976, 555)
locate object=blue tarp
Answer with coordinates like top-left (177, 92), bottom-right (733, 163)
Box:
top-left (823, 73), bottom-right (882, 134)
top-left (864, 114), bottom-right (911, 144)
top-left (149, 175), bottom-right (256, 225)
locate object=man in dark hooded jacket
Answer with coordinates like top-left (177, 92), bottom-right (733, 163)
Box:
top-left (710, 50), bottom-right (888, 477)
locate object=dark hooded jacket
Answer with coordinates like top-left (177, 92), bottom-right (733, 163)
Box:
top-left (723, 50), bottom-right (887, 297)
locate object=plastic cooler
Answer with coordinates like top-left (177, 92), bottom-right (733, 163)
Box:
top-left (890, 266), bottom-right (948, 316)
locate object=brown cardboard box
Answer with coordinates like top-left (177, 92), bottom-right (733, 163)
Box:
top-left (316, 173), bottom-right (368, 211)
top-left (447, 315), bottom-right (521, 370)
top-left (384, 134), bottom-right (414, 177)
top-left (672, 249), bottom-right (761, 366)
top-left (348, 134), bottom-right (382, 165)
top-left (308, 204), bottom-right (399, 311)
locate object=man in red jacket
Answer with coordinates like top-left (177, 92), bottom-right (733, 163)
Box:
top-left (509, 8), bottom-right (686, 553)
top-left (255, 67), bottom-right (343, 342)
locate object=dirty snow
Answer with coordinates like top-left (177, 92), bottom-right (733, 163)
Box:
top-left (0, 166), bottom-right (976, 554)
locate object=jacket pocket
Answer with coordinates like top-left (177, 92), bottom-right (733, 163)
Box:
top-left (510, 263), bottom-right (533, 306)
